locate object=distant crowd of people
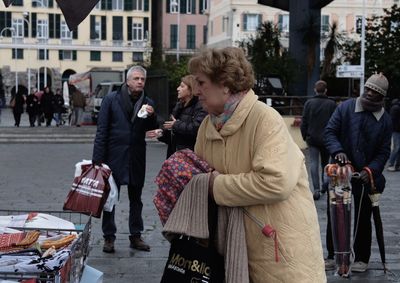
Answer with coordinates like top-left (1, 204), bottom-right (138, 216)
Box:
top-left (7, 85), bottom-right (86, 127)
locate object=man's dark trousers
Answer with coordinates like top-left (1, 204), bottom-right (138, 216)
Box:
top-left (102, 184), bottom-right (144, 240)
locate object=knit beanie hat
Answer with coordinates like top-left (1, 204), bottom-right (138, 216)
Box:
top-left (364, 73), bottom-right (389, 96)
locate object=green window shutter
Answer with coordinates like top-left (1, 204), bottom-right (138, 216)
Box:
top-left (170, 24), bottom-right (177, 48)
top-left (243, 14), bottom-right (247, 31)
top-left (124, 0), bottom-right (132, 10)
top-left (166, 0), bottom-right (170, 13)
top-left (187, 25), bottom-right (195, 49)
top-left (191, 0), bottom-right (196, 14)
top-left (203, 25), bottom-right (207, 44)
top-left (59, 50), bottom-right (63, 60)
top-left (55, 14), bottom-right (60, 38)
top-left (112, 16), bottom-right (123, 40)
top-left (13, 0), bottom-right (23, 6)
top-left (90, 51), bottom-right (101, 61)
top-left (180, 0), bottom-right (186, 14)
top-left (144, 0), bottom-right (149, 11)
top-left (73, 27), bottom-right (78, 39)
top-left (101, 0), bottom-right (106, 10)
top-left (278, 14), bottom-right (283, 31)
top-left (32, 13), bottom-right (37, 37)
top-left (49, 0), bottom-right (53, 8)
top-left (101, 16), bottom-right (107, 40)
top-left (143, 17), bottom-right (149, 40)
top-left (107, 0), bottom-right (112, 10)
top-left (49, 14), bottom-right (55, 38)
top-left (73, 50), bottom-right (77, 60)
top-left (258, 14), bottom-right (262, 28)
top-left (90, 15), bottom-right (96, 39)
top-left (127, 17), bottom-right (132, 40)
top-left (199, 0), bottom-right (203, 13)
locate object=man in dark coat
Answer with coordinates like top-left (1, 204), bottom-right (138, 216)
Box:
top-left (323, 73), bottom-right (392, 272)
top-left (26, 90), bottom-right (39, 127)
top-left (92, 66), bottom-right (158, 253)
top-left (387, 98), bottom-right (400, 171)
top-left (301, 80), bottom-right (336, 200)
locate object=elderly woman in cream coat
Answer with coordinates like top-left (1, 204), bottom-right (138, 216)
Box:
top-left (189, 47), bottom-right (326, 282)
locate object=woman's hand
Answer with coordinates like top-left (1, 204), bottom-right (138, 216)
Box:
top-left (163, 115), bottom-right (177, 130)
top-left (146, 129), bottom-right (163, 139)
top-left (208, 171), bottom-right (220, 200)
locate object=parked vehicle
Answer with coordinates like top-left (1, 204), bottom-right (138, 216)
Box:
top-left (91, 82), bottom-right (123, 123)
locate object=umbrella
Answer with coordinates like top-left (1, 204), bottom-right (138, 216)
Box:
top-left (2, 0), bottom-right (99, 31)
top-left (326, 163), bottom-right (354, 278)
top-left (364, 167), bottom-right (387, 273)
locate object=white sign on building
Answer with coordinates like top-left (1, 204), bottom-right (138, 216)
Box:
top-left (336, 65), bottom-right (364, 78)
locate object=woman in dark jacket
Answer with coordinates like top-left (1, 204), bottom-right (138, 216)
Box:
top-left (11, 92), bottom-right (25, 127)
top-left (41, 86), bottom-right (55, 126)
top-left (26, 91), bottom-right (39, 127)
top-left (154, 75), bottom-right (207, 158)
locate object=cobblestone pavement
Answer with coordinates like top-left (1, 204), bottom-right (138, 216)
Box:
top-left (0, 139), bottom-right (399, 282)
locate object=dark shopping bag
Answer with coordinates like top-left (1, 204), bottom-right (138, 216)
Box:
top-left (160, 237), bottom-right (224, 283)
top-left (161, 197), bottom-right (224, 283)
top-left (63, 164), bottom-right (111, 218)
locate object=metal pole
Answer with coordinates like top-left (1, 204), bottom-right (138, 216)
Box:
top-left (360, 0), bottom-right (366, 96)
top-left (23, 17), bottom-right (31, 93)
top-left (177, 0), bottom-right (180, 62)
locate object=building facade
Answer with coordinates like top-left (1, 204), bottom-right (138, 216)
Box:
top-left (160, 0), bottom-right (209, 60)
top-left (0, 0), bottom-right (152, 96)
top-left (207, 0), bottom-right (398, 51)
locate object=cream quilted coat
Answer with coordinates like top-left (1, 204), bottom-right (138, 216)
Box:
top-left (195, 90), bottom-right (326, 283)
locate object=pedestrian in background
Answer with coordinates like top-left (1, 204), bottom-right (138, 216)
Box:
top-left (189, 47), bottom-right (326, 282)
top-left (11, 92), bottom-right (25, 127)
top-left (324, 73), bottom-right (392, 272)
top-left (53, 88), bottom-right (65, 127)
top-left (387, 98), bottom-right (400, 171)
top-left (70, 85), bottom-right (86, 127)
top-left (26, 89), bottom-right (39, 127)
top-left (301, 80), bottom-right (336, 200)
top-left (41, 86), bottom-right (55, 127)
top-left (34, 89), bottom-right (44, 126)
top-left (93, 66), bottom-right (158, 254)
top-left (149, 75), bottom-right (207, 158)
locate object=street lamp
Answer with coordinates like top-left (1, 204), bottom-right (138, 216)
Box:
top-left (22, 12), bottom-right (31, 93)
top-left (360, 0), bottom-right (366, 96)
top-left (171, 0), bottom-right (180, 62)
top-left (0, 27), bottom-right (18, 93)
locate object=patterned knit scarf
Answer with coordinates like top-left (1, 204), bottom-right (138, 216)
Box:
top-left (210, 91), bottom-right (247, 131)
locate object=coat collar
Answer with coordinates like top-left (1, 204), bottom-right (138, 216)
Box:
top-left (205, 89), bottom-right (258, 140)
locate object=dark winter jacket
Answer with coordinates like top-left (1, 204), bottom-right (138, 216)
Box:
top-left (41, 92), bottom-right (55, 115)
top-left (301, 94), bottom-right (336, 147)
top-left (53, 95), bottom-right (65, 113)
top-left (12, 93), bottom-right (25, 114)
top-left (92, 84), bottom-right (158, 186)
top-left (390, 99), bottom-right (400, 133)
top-left (324, 98), bottom-right (392, 192)
top-left (159, 96), bottom-right (207, 158)
top-left (26, 94), bottom-right (39, 114)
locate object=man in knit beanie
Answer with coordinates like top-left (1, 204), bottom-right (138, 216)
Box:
top-left (323, 73), bottom-right (392, 272)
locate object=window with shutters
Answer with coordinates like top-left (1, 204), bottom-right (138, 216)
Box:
top-left (37, 19), bottom-right (48, 39)
top-left (61, 21), bottom-right (72, 39)
top-left (133, 0), bottom-right (143, 10)
top-left (132, 52), bottom-right (143, 62)
top-left (112, 51), bottom-right (123, 62)
top-left (12, 49), bottom-right (24, 59)
top-left (200, 0), bottom-right (207, 13)
top-left (170, 24), bottom-right (177, 49)
top-left (112, 0), bottom-right (123, 10)
top-left (170, 0), bottom-right (178, 13)
top-left (278, 14), bottom-right (289, 32)
top-left (93, 20), bottom-right (101, 40)
top-left (13, 0), bottom-right (23, 6)
top-left (132, 23), bottom-right (143, 41)
top-left (38, 49), bottom-right (49, 60)
top-left (187, 25), bottom-right (195, 49)
top-left (90, 51), bottom-right (101, 61)
top-left (321, 15), bottom-right (329, 33)
top-left (62, 50), bottom-right (72, 60)
top-left (12, 19), bottom-right (24, 38)
top-left (33, 0), bottom-right (49, 7)
top-left (186, 0), bottom-right (193, 14)
top-left (243, 14), bottom-right (261, 32)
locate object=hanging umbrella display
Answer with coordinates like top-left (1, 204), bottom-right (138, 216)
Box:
top-left (363, 166), bottom-right (387, 273)
top-left (325, 163), bottom-right (354, 278)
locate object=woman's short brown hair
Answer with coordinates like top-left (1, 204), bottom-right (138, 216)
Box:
top-left (188, 47), bottom-right (255, 94)
top-left (181, 75), bottom-right (197, 96)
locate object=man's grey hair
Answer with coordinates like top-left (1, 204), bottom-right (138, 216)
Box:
top-left (126, 65), bottom-right (147, 79)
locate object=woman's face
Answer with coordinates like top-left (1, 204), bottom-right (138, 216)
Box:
top-left (177, 81), bottom-right (191, 101)
top-left (195, 73), bottom-right (229, 115)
